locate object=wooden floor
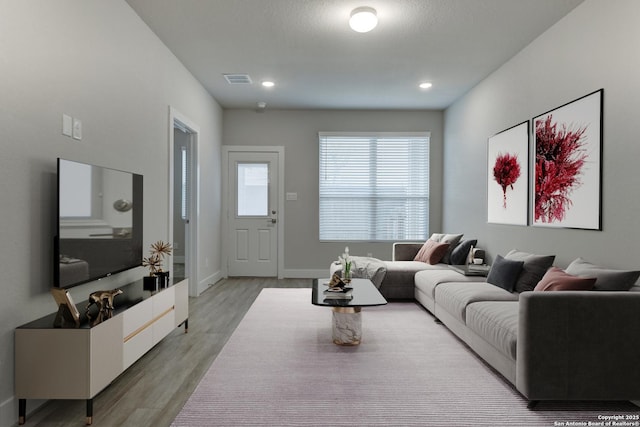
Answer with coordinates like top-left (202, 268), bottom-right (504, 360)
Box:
top-left (22, 278), bottom-right (312, 427)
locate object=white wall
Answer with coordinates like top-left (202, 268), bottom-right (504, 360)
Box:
top-left (0, 2), bottom-right (222, 424)
top-left (223, 109), bottom-right (443, 276)
top-left (443, 0), bottom-right (640, 269)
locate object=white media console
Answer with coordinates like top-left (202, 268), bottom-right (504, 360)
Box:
top-left (15, 278), bottom-right (188, 425)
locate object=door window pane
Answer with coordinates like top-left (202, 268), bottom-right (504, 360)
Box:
top-left (237, 163), bottom-right (268, 216)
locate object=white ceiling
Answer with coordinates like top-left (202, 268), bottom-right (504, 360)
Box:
top-left (125, 0), bottom-right (584, 110)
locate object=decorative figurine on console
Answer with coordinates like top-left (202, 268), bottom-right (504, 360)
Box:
top-left (85, 289), bottom-right (123, 326)
top-left (51, 288), bottom-right (81, 328)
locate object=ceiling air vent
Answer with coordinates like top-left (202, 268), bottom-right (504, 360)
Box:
top-left (223, 73), bottom-right (252, 84)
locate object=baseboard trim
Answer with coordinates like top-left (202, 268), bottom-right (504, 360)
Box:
top-left (0, 395), bottom-right (15, 427)
top-left (0, 396), bottom-right (48, 427)
top-left (198, 271), bottom-right (223, 296)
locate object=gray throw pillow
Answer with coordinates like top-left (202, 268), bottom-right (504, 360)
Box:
top-left (565, 258), bottom-right (640, 291)
top-left (505, 249), bottom-right (555, 293)
top-left (487, 255), bottom-right (524, 292)
top-left (449, 239), bottom-right (477, 265)
top-left (430, 233), bottom-right (463, 264)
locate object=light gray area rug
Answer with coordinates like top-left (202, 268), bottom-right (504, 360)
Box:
top-left (173, 289), bottom-right (637, 426)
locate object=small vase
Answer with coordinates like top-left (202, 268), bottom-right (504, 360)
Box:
top-left (343, 268), bottom-right (352, 283)
top-left (143, 275), bottom-right (159, 291)
top-left (156, 271), bottom-right (170, 288)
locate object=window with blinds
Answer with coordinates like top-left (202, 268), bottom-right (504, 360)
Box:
top-left (319, 132), bottom-right (430, 241)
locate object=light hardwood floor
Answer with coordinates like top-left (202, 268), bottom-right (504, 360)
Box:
top-left (21, 278), bottom-right (312, 427)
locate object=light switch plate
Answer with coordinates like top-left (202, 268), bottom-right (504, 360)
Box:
top-left (286, 192), bottom-right (298, 201)
top-left (72, 118), bottom-right (82, 140)
top-left (62, 114), bottom-right (72, 137)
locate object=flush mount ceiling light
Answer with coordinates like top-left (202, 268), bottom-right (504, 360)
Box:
top-left (261, 81), bottom-right (275, 88)
top-left (349, 7), bottom-right (378, 33)
top-left (419, 82), bottom-right (433, 89)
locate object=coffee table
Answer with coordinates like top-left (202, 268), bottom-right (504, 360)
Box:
top-left (312, 278), bottom-right (387, 345)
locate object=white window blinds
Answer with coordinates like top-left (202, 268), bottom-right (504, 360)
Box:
top-left (319, 132), bottom-right (430, 241)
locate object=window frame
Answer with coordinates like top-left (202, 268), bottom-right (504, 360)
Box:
top-left (318, 131), bottom-right (430, 242)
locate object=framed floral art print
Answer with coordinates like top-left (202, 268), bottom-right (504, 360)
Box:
top-left (532, 89), bottom-right (603, 230)
top-left (487, 121), bottom-right (529, 226)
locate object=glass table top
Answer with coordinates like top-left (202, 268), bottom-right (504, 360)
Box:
top-left (311, 278), bottom-right (388, 307)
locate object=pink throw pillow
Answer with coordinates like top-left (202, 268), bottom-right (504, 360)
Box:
top-left (534, 267), bottom-right (596, 291)
top-left (414, 239), bottom-right (450, 265)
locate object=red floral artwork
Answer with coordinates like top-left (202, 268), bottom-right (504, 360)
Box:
top-left (535, 115), bottom-right (588, 223)
top-left (493, 152), bottom-right (521, 208)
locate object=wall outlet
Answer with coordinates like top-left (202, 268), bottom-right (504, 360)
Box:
top-left (367, 252), bottom-right (373, 257)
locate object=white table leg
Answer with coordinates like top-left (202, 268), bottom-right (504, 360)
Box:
top-left (332, 306), bottom-right (362, 345)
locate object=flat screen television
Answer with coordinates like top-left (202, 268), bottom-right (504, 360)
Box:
top-left (54, 158), bottom-right (143, 288)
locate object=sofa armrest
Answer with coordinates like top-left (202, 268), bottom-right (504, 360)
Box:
top-left (516, 291), bottom-right (640, 401)
top-left (392, 242), bottom-right (424, 261)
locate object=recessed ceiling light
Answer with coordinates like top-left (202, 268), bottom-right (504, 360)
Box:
top-left (262, 81), bottom-right (275, 88)
top-left (349, 7), bottom-right (378, 33)
top-left (419, 82), bottom-right (433, 89)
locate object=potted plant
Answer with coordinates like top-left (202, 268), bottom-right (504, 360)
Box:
top-left (142, 240), bottom-right (173, 290)
top-left (338, 246), bottom-right (352, 282)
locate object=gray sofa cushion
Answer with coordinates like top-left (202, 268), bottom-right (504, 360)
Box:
top-left (466, 301), bottom-right (519, 361)
top-left (381, 261), bottom-right (448, 287)
top-left (414, 269), bottom-right (486, 301)
top-left (435, 282), bottom-right (518, 323)
top-left (392, 243), bottom-right (424, 261)
top-left (566, 257), bottom-right (640, 291)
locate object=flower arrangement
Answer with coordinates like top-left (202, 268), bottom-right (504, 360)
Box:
top-left (493, 152), bottom-right (521, 209)
top-left (534, 115), bottom-right (588, 223)
top-left (338, 246), bottom-right (352, 282)
top-left (142, 240), bottom-right (173, 276)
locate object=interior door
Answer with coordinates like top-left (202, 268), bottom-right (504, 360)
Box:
top-left (227, 151), bottom-right (279, 276)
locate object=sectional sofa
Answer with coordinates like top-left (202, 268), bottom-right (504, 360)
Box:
top-left (332, 241), bottom-right (640, 405)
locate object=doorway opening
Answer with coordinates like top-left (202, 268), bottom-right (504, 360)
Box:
top-left (169, 107), bottom-right (200, 296)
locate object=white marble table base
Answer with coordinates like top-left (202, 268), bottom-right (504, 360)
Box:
top-left (332, 306), bottom-right (362, 345)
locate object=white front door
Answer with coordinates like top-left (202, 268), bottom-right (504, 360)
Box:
top-left (227, 151), bottom-right (279, 276)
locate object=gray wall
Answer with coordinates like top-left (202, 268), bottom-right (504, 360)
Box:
top-left (0, 2), bottom-right (222, 424)
top-left (443, 0), bottom-right (640, 270)
top-left (223, 109), bottom-right (444, 276)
